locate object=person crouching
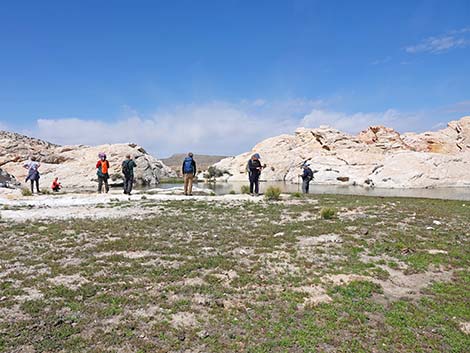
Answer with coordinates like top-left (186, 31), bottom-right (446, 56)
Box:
top-left (51, 177), bottom-right (62, 192)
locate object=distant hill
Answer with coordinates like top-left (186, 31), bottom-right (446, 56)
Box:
top-left (162, 153), bottom-right (229, 176)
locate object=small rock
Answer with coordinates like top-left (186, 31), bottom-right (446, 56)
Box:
top-left (459, 321), bottom-right (470, 334)
top-left (337, 176), bottom-right (350, 182)
top-left (197, 330), bottom-right (210, 339)
top-left (432, 220), bottom-right (442, 225)
top-left (427, 249), bottom-right (448, 255)
top-left (400, 247), bottom-right (415, 255)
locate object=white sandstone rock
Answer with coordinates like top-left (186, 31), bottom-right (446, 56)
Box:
top-left (214, 116), bottom-right (470, 188)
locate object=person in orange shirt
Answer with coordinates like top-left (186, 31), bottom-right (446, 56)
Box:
top-left (96, 152), bottom-right (110, 193)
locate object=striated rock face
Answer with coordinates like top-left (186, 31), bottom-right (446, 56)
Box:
top-left (214, 116), bottom-right (470, 188)
top-left (0, 131), bottom-right (175, 189)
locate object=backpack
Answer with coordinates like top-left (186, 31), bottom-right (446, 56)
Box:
top-left (306, 168), bottom-right (314, 181)
top-left (122, 160), bottom-right (131, 176)
top-left (183, 157), bottom-right (194, 174)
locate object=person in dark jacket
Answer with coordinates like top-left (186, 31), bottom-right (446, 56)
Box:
top-left (182, 152), bottom-right (197, 196)
top-left (300, 163), bottom-right (314, 194)
top-left (96, 152), bottom-right (110, 193)
top-left (247, 153), bottom-right (263, 196)
top-left (24, 156), bottom-right (41, 194)
top-left (122, 154), bottom-right (137, 195)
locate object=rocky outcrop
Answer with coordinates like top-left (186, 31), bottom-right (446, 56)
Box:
top-left (214, 116), bottom-right (470, 188)
top-left (0, 131), bottom-right (175, 189)
top-left (0, 168), bottom-right (19, 188)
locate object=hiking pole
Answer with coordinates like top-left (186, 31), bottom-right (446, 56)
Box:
top-left (297, 176), bottom-right (300, 193)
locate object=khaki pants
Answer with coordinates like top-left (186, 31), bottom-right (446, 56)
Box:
top-left (184, 173), bottom-right (194, 195)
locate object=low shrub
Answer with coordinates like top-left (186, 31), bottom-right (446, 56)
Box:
top-left (40, 188), bottom-right (51, 195)
top-left (320, 207), bottom-right (336, 219)
top-left (240, 185), bottom-right (250, 194)
top-left (291, 192), bottom-right (302, 198)
top-left (21, 188), bottom-right (32, 196)
top-left (229, 190), bottom-right (236, 195)
top-left (204, 166), bottom-right (225, 179)
top-left (264, 186), bottom-right (282, 201)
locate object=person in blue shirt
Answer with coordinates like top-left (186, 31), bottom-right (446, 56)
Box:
top-left (182, 153), bottom-right (197, 196)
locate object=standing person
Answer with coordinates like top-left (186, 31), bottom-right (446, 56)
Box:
top-left (300, 163), bottom-right (314, 194)
top-left (24, 156), bottom-right (41, 194)
top-left (122, 154), bottom-right (137, 195)
top-left (182, 152), bottom-right (197, 196)
top-left (96, 152), bottom-right (110, 193)
top-left (247, 153), bottom-right (263, 196)
top-left (51, 177), bottom-right (62, 192)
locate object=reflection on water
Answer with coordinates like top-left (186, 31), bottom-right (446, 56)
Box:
top-left (139, 181), bottom-right (470, 201)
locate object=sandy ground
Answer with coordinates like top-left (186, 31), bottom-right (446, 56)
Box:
top-left (0, 186), bottom-right (262, 221)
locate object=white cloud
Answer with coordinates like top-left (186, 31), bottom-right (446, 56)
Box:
top-left (33, 101), bottom-right (423, 157)
top-left (405, 29), bottom-right (470, 54)
top-left (35, 101), bottom-right (304, 157)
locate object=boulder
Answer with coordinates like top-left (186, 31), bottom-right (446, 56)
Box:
top-left (214, 116), bottom-right (470, 188)
top-left (0, 167), bottom-right (19, 188)
top-left (0, 131), bottom-right (175, 190)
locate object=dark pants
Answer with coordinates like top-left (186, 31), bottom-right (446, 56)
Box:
top-left (98, 176), bottom-right (109, 193)
top-left (30, 179), bottom-right (40, 193)
top-left (249, 173), bottom-right (260, 194)
top-left (124, 175), bottom-right (134, 194)
top-left (52, 186), bottom-right (60, 192)
top-left (302, 179), bottom-right (310, 194)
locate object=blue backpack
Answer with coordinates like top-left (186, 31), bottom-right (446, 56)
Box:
top-left (183, 157), bottom-right (194, 174)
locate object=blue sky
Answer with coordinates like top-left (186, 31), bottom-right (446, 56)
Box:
top-left (0, 0), bottom-right (469, 156)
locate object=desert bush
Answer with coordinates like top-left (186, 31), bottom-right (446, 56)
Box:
top-left (229, 190), bottom-right (236, 195)
top-left (291, 192), bottom-right (302, 198)
top-left (204, 166), bottom-right (225, 179)
top-left (264, 186), bottom-right (282, 201)
top-left (240, 185), bottom-right (250, 194)
top-left (40, 188), bottom-right (51, 195)
top-left (21, 188), bottom-right (32, 196)
top-left (320, 207), bottom-right (336, 219)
